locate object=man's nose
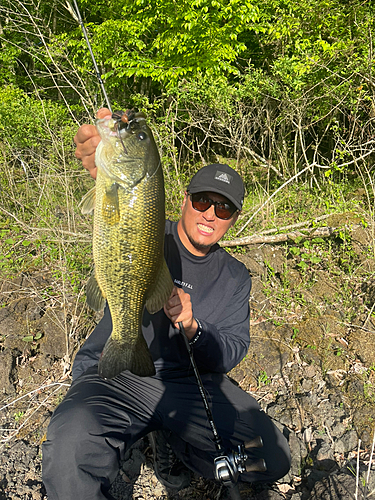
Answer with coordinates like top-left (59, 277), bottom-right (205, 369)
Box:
top-left (203, 204), bottom-right (216, 220)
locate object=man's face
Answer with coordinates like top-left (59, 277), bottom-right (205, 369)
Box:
top-left (177, 191), bottom-right (239, 256)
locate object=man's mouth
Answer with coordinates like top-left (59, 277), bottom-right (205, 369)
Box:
top-left (197, 223), bottom-right (214, 234)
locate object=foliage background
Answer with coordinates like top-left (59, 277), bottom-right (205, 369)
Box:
top-left (0, 0), bottom-right (375, 281)
top-left (2, 0), bottom-right (375, 465)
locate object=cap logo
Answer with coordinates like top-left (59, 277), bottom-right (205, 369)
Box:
top-left (215, 171), bottom-right (232, 184)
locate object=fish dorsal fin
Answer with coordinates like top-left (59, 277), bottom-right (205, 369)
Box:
top-left (145, 259), bottom-right (174, 314)
top-left (102, 183), bottom-right (120, 225)
top-left (80, 186), bottom-right (96, 215)
top-left (86, 269), bottom-right (106, 311)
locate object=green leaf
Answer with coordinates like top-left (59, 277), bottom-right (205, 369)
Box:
top-left (290, 247), bottom-right (301, 256)
top-left (297, 261), bottom-right (309, 271)
top-left (310, 256), bottom-right (321, 264)
top-left (22, 335), bottom-right (34, 342)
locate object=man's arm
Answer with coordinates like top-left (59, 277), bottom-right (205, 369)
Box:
top-left (190, 268), bottom-right (251, 373)
top-left (164, 267), bottom-right (251, 374)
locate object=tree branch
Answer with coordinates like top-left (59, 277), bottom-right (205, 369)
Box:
top-left (221, 224), bottom-right (362, 247)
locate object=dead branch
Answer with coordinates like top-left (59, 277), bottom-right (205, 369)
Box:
top-left (254, 214), bottom-right (332, 236)
top-left (220, 224), bottom-right (362, 247)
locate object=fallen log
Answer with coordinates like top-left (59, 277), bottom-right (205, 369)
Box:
top-left (220, 224), bottom-right (362, 247)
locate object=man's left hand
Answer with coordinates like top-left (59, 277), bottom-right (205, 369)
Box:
top-left (164, 287), bottom-right (198, 340)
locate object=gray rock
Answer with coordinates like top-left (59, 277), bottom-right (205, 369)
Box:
top-left (315, 442), bottom-right (337, 471)
top-left (39, 308), bottom-right (67, 358)
top-left (305, 468), bottom-right (330, 491)
top-left (0, 306), bottom-right (23, 339)
top-left (0, 348), bottom-right (17, 394)
top-left (308, 471), bottom-right (363, 500)
top-left (289, 432), bottom-right (308, 478)
top-left (334, 430), bottom-right (359, 455)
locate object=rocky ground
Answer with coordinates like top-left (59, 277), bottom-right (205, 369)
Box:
top-left (1, 218), bottom-right (375, 499)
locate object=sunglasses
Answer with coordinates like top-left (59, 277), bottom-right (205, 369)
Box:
top-left (188, 192), bottom-right (237, 220)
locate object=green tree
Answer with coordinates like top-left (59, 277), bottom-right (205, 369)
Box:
top-left (66, 0), bottom-right (259, 92)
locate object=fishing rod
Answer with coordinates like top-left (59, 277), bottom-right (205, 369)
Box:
top-left (178, 322), bottom-right (267, 500)
top-left (67, 0), bottom-right (112, 113)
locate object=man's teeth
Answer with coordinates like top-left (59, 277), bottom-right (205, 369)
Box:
top-left (198, 224), bottom-right (213, 233)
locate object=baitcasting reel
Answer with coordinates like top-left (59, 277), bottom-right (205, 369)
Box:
top-left (214, 436), bottom-right (267, 486)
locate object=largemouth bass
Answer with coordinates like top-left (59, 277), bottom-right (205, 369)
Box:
top-left (81, 110), bottom-right (173, 379)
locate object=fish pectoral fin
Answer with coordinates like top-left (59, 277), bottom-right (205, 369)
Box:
top-left (80, 186), bottom-right (96, 215)
top-left (85, 269), bottom-right (106, 311)
top-left (145, 259), bottom-right (174, 314)
top-left (102, 183), bottom-right (120, 225)
top-left (98, 334), bottom-right (155, 379)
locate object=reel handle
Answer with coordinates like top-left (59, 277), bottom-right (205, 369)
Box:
top-left (245, 458), bottom-right (267, 472)
top-left (244, 436), bottom-right (263, 449)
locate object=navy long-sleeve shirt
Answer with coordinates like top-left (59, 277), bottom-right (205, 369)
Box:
top-left (72, 220), bottom-right (251, 380)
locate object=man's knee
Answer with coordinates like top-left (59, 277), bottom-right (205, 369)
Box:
top-left (47, 398), bottom-right (98, 444)
top-left (43, 395), bottom-right (106, 476)
top-left (42, 398), bottom-right (118, 498)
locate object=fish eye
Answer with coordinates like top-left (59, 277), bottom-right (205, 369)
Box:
top-left (137, 131), bottom-right (147, 141)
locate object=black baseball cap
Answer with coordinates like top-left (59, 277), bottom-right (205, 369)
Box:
top-left (187, 163), bottom-right (244, 210)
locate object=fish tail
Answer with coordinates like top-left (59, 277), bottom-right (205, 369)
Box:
top-left (98, 335), bottom-right (156, 379)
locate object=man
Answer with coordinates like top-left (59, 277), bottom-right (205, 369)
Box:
top-left (42, 109), bottom-right (291, 499)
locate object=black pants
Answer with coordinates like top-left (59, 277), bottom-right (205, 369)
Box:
top-left (42, 366), bottom-right (291, 500)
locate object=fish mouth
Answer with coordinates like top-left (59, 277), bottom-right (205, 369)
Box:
top-left (112, 109), bottom-right (146, 126)
top-left (96, 113), bottom-right (149, 186)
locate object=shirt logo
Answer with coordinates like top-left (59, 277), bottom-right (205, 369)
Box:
top-left (174, 279), bottom-right (193, 290)
top-left (215, 171), bottom-right (232, 184)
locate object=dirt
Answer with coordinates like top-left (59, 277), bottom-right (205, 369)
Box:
top-left (1, 224), bottom-right (375, 499)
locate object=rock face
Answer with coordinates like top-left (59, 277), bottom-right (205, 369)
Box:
top-left (1, 224), bottom-right (375, 499)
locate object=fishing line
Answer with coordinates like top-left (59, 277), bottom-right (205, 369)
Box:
top-left (69, 0), bottom-right (112, 113)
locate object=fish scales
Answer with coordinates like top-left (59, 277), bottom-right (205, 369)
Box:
top-left (81, 110), bottom-right (174, 379)
top-left (94, 172), bottom-right (163, 337)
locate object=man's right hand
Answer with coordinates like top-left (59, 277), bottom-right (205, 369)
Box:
top-left (74, 107), bottom-right (111, 179)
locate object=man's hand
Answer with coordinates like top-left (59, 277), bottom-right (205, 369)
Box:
top-left (164, 287), bottom-right (198, 340)
top-left (74, 107), bottom-right (111, 179)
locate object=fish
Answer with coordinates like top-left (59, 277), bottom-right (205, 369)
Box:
top-left (80, 109), bottom-right (174, 379)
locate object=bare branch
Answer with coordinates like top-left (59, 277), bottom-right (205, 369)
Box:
top-left (221, 224), bottom-right (362, 248)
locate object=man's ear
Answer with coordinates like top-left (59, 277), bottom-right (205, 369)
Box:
top-left (181, 192), bottom-right (188, 211)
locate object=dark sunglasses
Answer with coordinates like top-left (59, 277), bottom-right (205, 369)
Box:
top-left (188, 192), bottom-right (237, 220)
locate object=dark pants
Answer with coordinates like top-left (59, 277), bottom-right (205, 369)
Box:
top-left (42, 366), bottom-right (291, 500)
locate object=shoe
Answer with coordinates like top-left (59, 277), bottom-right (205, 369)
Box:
top-left (149, 430), bottom-right (191, 490)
